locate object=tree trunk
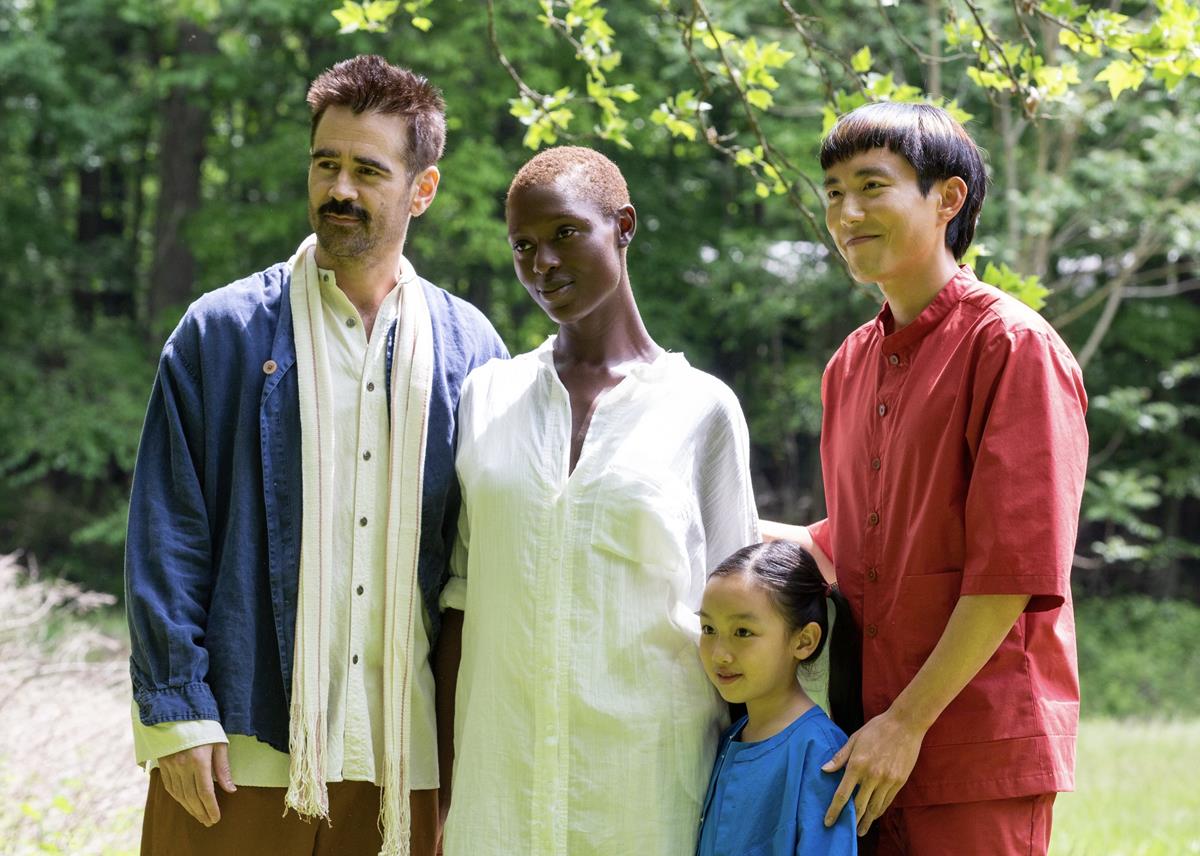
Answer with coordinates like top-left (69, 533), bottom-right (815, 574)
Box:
top-left (925, 0), bottom-right (942, 98)
top-left (148, 21), bottom-right (216, 322)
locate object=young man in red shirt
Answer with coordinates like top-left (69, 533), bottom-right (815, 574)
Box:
top-left (775, 102), bottom-right (1088, 854)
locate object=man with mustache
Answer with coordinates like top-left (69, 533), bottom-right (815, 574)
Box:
top-left (125, 55), bottom-right (505, 856)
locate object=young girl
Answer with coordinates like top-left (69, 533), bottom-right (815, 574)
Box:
top-left (696, 541), bottom-right (862, 856)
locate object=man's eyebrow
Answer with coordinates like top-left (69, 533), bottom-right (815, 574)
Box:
top-left (824, 166), bottom-right (896, 187)
top-left (310, 148), bottom-right (394, 175)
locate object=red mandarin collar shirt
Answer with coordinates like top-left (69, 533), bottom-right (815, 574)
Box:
top-left (810, 267), bottom-right (1088, 807)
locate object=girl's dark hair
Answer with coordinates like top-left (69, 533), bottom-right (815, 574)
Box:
top-left (819, 101), bottom-right (989, 261)
top-left (711, 541), bottom-right (863, 734)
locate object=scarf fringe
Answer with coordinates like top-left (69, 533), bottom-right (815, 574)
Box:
top-left (284, 695), bottom-right (330, 821)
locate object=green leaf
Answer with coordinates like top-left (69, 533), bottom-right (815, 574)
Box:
top-left (851, 46), bottom-right (872, 73)
top-left (1095, 59), bottom-right (1146, 99)
top-left (364, 0), bottom-right (399, 23)
top-left (411, 16), bottom-right (432, 31)
top-left (755, 182), bottom-right (770, 199)
top-left (980, 262), bottom-right (1049, 310)
top-left (746, 88), bottom-right (773, 110)
top-left (332, 2), bottom-right (368, 34)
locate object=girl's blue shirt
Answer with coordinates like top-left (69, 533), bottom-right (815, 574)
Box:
top-left (696, 705), bottom-right (858, 856)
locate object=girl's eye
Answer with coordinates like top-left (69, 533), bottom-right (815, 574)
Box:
top-left (826, 190), bottom-right (842, 201)
top-left (734, 627), bottom-right (753, 638)
top-left (556, 226), bottom-right (578, 239)
top-left (864, 181), bottom-right (883, 191)
top-left (512, 241), bottom-right (532, 254)
top-left (700, 624), bottom-right (715, 635)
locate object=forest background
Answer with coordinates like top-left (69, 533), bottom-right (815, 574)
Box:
top-left (0, 0), bottom-right (1198, 851)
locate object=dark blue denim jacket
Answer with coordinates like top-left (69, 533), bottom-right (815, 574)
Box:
top-left (125, 262), bottom-right (506, 752)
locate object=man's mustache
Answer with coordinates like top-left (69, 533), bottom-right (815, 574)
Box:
top-left (319, 200), bottom-right (369, 221)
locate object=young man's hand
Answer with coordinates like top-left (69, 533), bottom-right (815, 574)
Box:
top-left (821, 710), bottom-right (924, 836)
top-left (158, 742), bottom-right (236, 826)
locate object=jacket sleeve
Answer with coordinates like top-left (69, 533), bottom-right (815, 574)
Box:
top-left (125, 320), bottom-right (222, 726)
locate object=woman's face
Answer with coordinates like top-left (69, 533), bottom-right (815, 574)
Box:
top-left (505, 179), bottom-right (634, 326)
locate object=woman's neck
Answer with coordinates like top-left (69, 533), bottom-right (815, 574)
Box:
top-left (553, 288), bottom-right (661, 370)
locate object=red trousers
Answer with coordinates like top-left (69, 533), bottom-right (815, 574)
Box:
top-left (870, 794), bottom-right (1055, 856)
top-left (140, 769), bottom-right (439, 856)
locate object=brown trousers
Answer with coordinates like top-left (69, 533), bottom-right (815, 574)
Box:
top-left (140, 769), bottom-right (439, 856)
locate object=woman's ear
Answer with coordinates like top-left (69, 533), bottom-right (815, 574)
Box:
top-left (615, 203), bottom-right (637, 248)
top-left (792, 621), bottom-right (823, 662)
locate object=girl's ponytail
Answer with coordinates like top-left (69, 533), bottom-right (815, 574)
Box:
top-left (825, 586), bottom-right (863, 735)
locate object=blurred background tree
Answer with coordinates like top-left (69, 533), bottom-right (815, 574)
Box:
top-left (2, 0), bottom-right (1196, 637)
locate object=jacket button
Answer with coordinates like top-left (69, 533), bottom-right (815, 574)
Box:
top-left (867, 567), bottom-right (878, 582)
top-left (263, 359), bottom-right (278, 375)
top-left (867, 511), bottom-right (879, 526)
top-left (888, 353), bottom-right (900, 366)
top-left (866, 624), bottom-right (878, 637)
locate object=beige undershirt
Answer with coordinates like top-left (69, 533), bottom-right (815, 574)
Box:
top-left (132, 266), bottom-right (438, 789)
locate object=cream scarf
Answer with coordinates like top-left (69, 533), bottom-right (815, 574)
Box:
top-left (285, 233), bottom-right (433, 856)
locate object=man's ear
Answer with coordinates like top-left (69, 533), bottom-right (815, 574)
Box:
top-left (615, 203), bottom-right (637, 248)
top-left (937, 175), bottom-right (968, 225)
top-left (792, 621), bottom-right (823, 663)
top-left (409, 166), bottom-right (441, 217)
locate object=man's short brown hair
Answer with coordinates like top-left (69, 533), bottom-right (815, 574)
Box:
top-left (306, 55), bottom-right (446, 174)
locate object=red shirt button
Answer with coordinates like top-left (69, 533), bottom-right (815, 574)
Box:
top-left (866, 624), bottom-right (878, 637)
top-left (867, 567), bottom-right (878, 581)
top-left (889, 354), bottom-right (900, 366)
top-left (867, 511), bottom-right (879, 526)
top-left (871, 458), bottom-right (881, 471)
top-left (878, 403), bottom-right (887, 417)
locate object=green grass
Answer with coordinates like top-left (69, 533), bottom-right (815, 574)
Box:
top-left (1052, 720), bottom-right (1200, 855)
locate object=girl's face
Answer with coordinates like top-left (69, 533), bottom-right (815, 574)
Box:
top-left (698, 572), bottom-right (817, 712)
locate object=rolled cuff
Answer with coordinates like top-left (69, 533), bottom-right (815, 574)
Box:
top-left (132, 676), bottom-right (220, 726)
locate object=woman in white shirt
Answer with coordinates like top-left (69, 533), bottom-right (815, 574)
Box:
top-left (437, 146), bottom-right (759, 855)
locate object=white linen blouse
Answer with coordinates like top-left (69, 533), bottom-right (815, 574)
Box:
top-left (442, 337), bottom-right (759, 855)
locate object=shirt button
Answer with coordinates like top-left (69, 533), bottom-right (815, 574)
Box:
top-left (888, 353), bottom-right (900, 366)
top-left (867, 567), bottom-right (878, 582)
top-left (346, 317), bottom-right (357, 328)
top-left (362, 450), bottom-right (372, 461)
top-left (866, 624), bottom-right (878, 637)
top-left (352, 654), bottom-right (359, 664)
top-left (867, 511), bottom-right (879, 526)
top-left (877, 403), bottom-right (887, 417)
top-left (262, 359), bottom-right (278, 375)
top-left (359, 516), bottom-right (368, 527)
top-left (366, 382), bottom-right (376, 392)
top-left (871, 457), bottom-right (881, 471)
top-left (356, 585), bottom-right (364, 595)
